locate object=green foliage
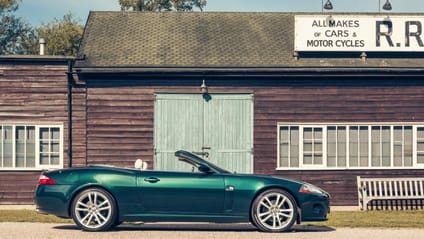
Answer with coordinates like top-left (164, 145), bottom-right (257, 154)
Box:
top-left (0, 0), bottom-right (34, 54)
top-left (0, 0), bottom-right (18, 13)
top-left (35, 13), bottom-right (84, 56)
top-left (119, 0), bottom-right (207, 11)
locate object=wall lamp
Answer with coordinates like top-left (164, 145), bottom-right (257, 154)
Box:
top-left (382, 0), bottom-right (392, 11)
top-left (200, 79), bottom-right (208, 94)
top-left (379, 0), bottom-right (392, 12)
top-left (322, 0), bottom-right (333, 10)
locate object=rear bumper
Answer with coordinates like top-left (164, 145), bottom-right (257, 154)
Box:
top-left (34, 185), bottom-right (72, 218)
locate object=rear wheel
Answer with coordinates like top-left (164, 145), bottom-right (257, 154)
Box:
top-left (71, 188), bottom-right (117, 231)
top-left (251, 189), bottom-right (297, 232)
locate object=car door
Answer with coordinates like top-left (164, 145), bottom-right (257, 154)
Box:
top-left (138, 170), bottom-right (225, 215)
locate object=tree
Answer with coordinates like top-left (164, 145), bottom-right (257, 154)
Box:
top-left (35, 13), bottom-right (84, 56)
top-left (119, 0), bottom-right (207, 11)
top-left (0, 0), bottom-right (34, 54)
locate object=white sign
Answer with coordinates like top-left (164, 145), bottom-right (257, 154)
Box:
top-left (295, 15), bottom-right (424, 52)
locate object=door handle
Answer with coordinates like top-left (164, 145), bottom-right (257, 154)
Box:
top-left (144, 177), bottom-right (160, 183)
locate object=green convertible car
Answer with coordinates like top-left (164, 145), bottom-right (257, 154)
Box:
top-left (35, 150), bottom-right (330, 232)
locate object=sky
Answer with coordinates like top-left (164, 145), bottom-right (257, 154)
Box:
top-left (15, 0), bottom-right (424, 27)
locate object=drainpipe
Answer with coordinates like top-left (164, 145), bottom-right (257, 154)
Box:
top-left (66, 60), bottom-right (74, 168)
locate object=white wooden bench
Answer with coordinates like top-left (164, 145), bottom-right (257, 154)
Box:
top-left (357, 176), bottom-right (424, 210)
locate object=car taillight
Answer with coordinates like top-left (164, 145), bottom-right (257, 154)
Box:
top-left (38, 175), bottom-right (57, 185)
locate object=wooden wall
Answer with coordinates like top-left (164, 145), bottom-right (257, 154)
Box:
top-left (253, 80), bottom-right (424, 205)
top-left (2, 68), bottom-right (424, 206)
top-left (84, 77), bottom-right (424, 206)
top-left (0, 62), bottom-right (85, 204)
top-left (85, 87), bottom-right (154, 166)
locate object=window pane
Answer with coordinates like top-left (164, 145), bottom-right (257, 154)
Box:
top-left (279, 127), bottom-right (289, 167)
top-left (16, 126), bottom-right (25, 168)
top-left (304, 155), bottom-right (312, 165)
top-left (304, 142), bottom-right (312, 153)
top-left (51, 142), bottom-right (60, 153)
top-left (304, 128), bottom-right (313, 140)
top-left (314, 128), bottom-right (322, 140)
top-left (417, 128), bottom-right (424, 164)
top-left (315, 142), bottom-right (322, 153)
top-left (3, 126), bottom-right (13, 167)
top-left (51, 128), bottom-right (60, 140)
top-left (359, 126), bottom-right (369, 167)
top-left (315, 154), bottom-right (323, 165)
top-left (290, 127), bottom-right (299, 167)
top-left (349, 127), bottom-right (359, 167)
top-left (404, 127), bottom-right (413, 167)
top-left (40, 142), bottom-right (49, 153)
top-left (418, 153), bottom-right (424, 164)
top-left (418, 127), bottom-right (424, 140)
top-left (51, 154), bottom-right (60, 165)
top-left (40, 128), bottom-right (50, 140)
top-left (327, 127), bottom-right (336, 167)
top-left (337, 127), bottom-right (346, 167)
top-left (393, 126), bottom-right (402, 167)
top-left (382, 126), bottom-right (390, 167)
top-left (371, 126), bottom-right (381, 167)
top-left (40, 153), bottom-right (49, 165)
top-left (26, 127), bottom-right (35, 168)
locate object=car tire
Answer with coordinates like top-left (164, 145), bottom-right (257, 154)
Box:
top-left (250, 189), bottom-right (297, 232)
top-left (71, 188), bottom-right (117, 232)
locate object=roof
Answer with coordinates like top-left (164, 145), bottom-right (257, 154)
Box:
top-left (75, 11), bottom-right (424, 71)
top-left (0, 55), bottom-right (75, 63)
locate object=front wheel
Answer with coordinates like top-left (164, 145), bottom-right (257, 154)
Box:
top-left (71, 188), bottom-right (117, 231)
top-left (251, 189), bottom-right (298, 232)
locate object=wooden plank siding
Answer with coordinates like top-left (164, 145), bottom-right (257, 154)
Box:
top-left (2, 67), bottom-right (424, 206)
top-left (84, 77), bottom-right (424, 206)
top-left (253, 84), bottom-right (424, 205)
top-left (0, 63), bottom-right (86, 204)
top-left (86, 88), bottom-right (154, 166)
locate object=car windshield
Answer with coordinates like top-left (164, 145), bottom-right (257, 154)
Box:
top-left (175, 150), bottom-right (232, 174)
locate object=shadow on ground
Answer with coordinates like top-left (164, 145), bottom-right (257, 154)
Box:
top-left (54, 223), bottom-right (334, 233)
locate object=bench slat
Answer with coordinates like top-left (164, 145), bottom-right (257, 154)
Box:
top-left (357, 176), bottom-right (424, 210)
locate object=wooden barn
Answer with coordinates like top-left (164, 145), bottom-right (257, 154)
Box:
top-left (2, 12), bottom-right (424, 206)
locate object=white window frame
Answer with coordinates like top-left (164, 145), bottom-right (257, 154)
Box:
top-left (277, 123), bottom-right (424, 170)
top-left (0, 124), bottom-right (64, 171)
top-left (299, 126), bottom-right (326, 168)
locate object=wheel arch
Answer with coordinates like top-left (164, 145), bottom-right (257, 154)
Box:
top-left (249, 186), bottom-right (301, 224)
top-left (68, 184), bottom-right (120, 220)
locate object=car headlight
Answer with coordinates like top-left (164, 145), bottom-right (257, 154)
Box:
top-left (298, 183), bottom-right (324, 195)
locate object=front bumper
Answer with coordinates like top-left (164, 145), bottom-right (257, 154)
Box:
top-left (300, 194), bottom-right (330, 221)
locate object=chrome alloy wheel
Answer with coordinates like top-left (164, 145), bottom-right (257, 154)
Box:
top-left (71, 188), bottom-right (116, 231)
top-left (251, 189), bottom-right (297, 232)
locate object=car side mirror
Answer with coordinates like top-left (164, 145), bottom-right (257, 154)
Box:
top-left (198, 164), bottom-right (211, 173)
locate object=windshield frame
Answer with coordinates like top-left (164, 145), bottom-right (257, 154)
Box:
top-left (174, 150), bottom-right (232, 174)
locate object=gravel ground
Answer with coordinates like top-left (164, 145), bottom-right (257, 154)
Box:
top-left (0, 222), bottom-right (423, 239)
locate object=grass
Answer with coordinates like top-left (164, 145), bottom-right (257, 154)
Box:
top-left (307, 211), bottom-right (424, 228)
top-left (0, 210), bottom-right (424, 228)
top-left (0, 210), bottom-right (72, 223)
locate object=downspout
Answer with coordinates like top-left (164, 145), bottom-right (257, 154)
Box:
top-left (66, 60), bottom-right (74, 168)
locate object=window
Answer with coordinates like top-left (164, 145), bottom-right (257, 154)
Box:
top-left (0, 124), bottom-right (63, 170)
top-left (277, 123), bottom-right (424, 170)
top-left (302, 127), bottom-right (323, 167)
